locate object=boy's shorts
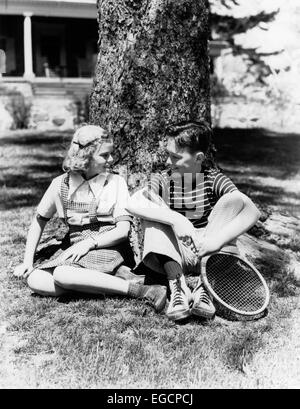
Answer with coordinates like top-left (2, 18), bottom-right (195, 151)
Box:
top-left (142, 220), bottom-right (239, 276)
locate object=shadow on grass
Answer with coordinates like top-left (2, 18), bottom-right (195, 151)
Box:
top-left (235, 181), bottom-right (300, 209)
top-left (213, 128), bottom-right (300, 218)
top-left (0, 131), bottom-right (72, 147)
top-left (1, 127), bottom-right (299, 213)
top-left (31, 292), bottom-right (105, 303)
top-left (0, 132), bottom-right (72, 210)
top-left (214, 127), bottom-right (300, 179)
top-left (255, 251), bottom-right (299, 298)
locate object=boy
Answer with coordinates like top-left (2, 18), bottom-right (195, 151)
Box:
top-left (126, 121), bottom-right (260, 322)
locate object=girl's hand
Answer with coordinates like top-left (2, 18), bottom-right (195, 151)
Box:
top-left (60, 239), bottom-right (95, 263)
top-left (13, 263), bottom-right (34, 279)
top-left (198, 237), bottom-right (223, 258)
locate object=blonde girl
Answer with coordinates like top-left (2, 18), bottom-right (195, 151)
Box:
top-left (13, 125), bottom-right (166, 312)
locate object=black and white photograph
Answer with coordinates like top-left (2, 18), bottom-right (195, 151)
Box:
top-left (0, 0), bottom-right (299, 391)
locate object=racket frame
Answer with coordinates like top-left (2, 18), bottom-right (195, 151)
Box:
top-left (201, 250), bottom-right (270, 316)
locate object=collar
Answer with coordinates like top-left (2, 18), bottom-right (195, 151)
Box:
top-left (69, 172), bottom-right (109, 197)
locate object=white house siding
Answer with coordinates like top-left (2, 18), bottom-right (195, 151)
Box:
top-left (0, 0), bottom-right (96, 19)
top-left (1, 1), bottom-right (300, 132)
top-left (0, 1), bottom-right (97, 130)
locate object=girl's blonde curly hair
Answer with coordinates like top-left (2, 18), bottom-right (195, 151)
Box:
top-left (63, 125), bottom-right (112, 173)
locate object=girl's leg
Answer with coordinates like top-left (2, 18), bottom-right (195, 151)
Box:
top-left (27, 268), bottom-right (68, 297)
top-left (53, 266), bottom-right (129, 295)
top-left (53, 266), bottom-right (167, 312)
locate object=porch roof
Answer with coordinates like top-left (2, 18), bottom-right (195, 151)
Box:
top-left (0, 0), bottom-right (97, 19)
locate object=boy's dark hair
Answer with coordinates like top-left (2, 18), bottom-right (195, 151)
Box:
top-left (165, 120), bottom-right (218, 170)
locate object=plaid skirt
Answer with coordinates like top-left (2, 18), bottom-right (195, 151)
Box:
top-left (34, 222), bottom-right (135, 274)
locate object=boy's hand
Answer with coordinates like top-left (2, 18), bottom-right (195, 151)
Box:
top-left (172, 214), bottom-right (199, 252)
top-left (13, 263), bottom-right (34, 278)
top-left (198, 237), bottom-right (223, 258)
top-left (60, 239), bottom-right (95, 263)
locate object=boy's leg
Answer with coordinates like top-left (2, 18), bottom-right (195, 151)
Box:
top-left (53, 266), bottom-right (167, 312)
top-left (142, 220), bottom-right (193, 321)
top-left (158, 255), bottom-right (192, 321)
top-left (191, 193), bottom-right (244, 318)
top-left (142, 220), bottom-right (183, 274)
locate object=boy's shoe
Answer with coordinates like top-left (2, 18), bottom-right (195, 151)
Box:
top-left (166, 275), bottom-right (192, 322)
top-left (115, 265), bottom-right (145, 284)
top-left (191, 282), bottom-right (216, 319)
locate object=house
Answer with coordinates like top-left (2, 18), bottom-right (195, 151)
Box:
top-left (0, 0), bottom-right (98, 79)
top-left (0, 0), bottom-right (227, 130)
top-left (0, 0), bottom-right (99, 130)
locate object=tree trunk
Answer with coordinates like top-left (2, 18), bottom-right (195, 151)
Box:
top-left (90, 0), bottom-right (211, 175)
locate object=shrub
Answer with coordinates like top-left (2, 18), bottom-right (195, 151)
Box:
top-left (5, 90), bottom-right (32, 129)
top-left (74, 94), bottom-right (90, 125)
top-left (210, 73), bottom-right (229, 99)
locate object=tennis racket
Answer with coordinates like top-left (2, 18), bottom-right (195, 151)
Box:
top-left (201, 250), bottom-right (270, 317)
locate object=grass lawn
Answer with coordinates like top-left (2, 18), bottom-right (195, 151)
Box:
top-left (0, 128), bottom-right (300, 389)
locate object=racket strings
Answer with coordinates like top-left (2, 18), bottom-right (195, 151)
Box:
top-left (205, 254), bottom-right (267, 313)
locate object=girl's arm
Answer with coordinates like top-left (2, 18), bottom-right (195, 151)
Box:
top-left (92, 220), bottom-right (130, 248)
top-left (59, 221), bottom-right (132, 263)
top-left (13, 216), bottom-right (48, 277)
top-left (14, 177), bottom-right (59, 276)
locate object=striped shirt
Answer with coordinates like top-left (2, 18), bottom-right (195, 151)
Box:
top-left (145, 168), bottom-right (238, 228)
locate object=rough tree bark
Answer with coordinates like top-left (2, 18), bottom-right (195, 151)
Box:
top-left (90, 0), bottom-right (211, 175)
top-left (89, 0), bottom-right (300, 280)
top-left (89, 0), bottom-right (210, 261)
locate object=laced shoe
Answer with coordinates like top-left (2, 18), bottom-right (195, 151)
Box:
top-left (191, 282), bottom-right (216, 319)
top-left (166, 275), bottom-right (192, 321)
top-left (115, 265), bottom-right (145, 284)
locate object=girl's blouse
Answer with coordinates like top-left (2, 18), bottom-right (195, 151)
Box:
top-left (37, 172), bottom-right (132, 225)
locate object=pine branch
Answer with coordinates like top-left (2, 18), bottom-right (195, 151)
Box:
top-left (211, 9), bottom-right (279, 38)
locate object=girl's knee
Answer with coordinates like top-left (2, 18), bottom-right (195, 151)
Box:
top-left (27, 269), bottom-right (54, 296)
top-left (27, 269), bottom-right (42, 291)
top-left (53, 266), bottom-right (73, 288)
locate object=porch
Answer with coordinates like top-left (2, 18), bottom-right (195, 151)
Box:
top-left (0, 15), bottom-right (98, 80)
top-left (0, 0), bottom-right (97, 80)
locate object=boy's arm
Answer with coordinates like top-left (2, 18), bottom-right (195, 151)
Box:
top-left (126, 189), bottom-right (197, 246)
top-left (126, 188), bottom-right (183, 227)
top-left (199, 191), bottom-right (261, 257)
top-left (219, 191), bottom-right (260, 244)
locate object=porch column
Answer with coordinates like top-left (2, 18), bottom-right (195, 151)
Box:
top-left (23, 12), bottom-right (35, 80)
